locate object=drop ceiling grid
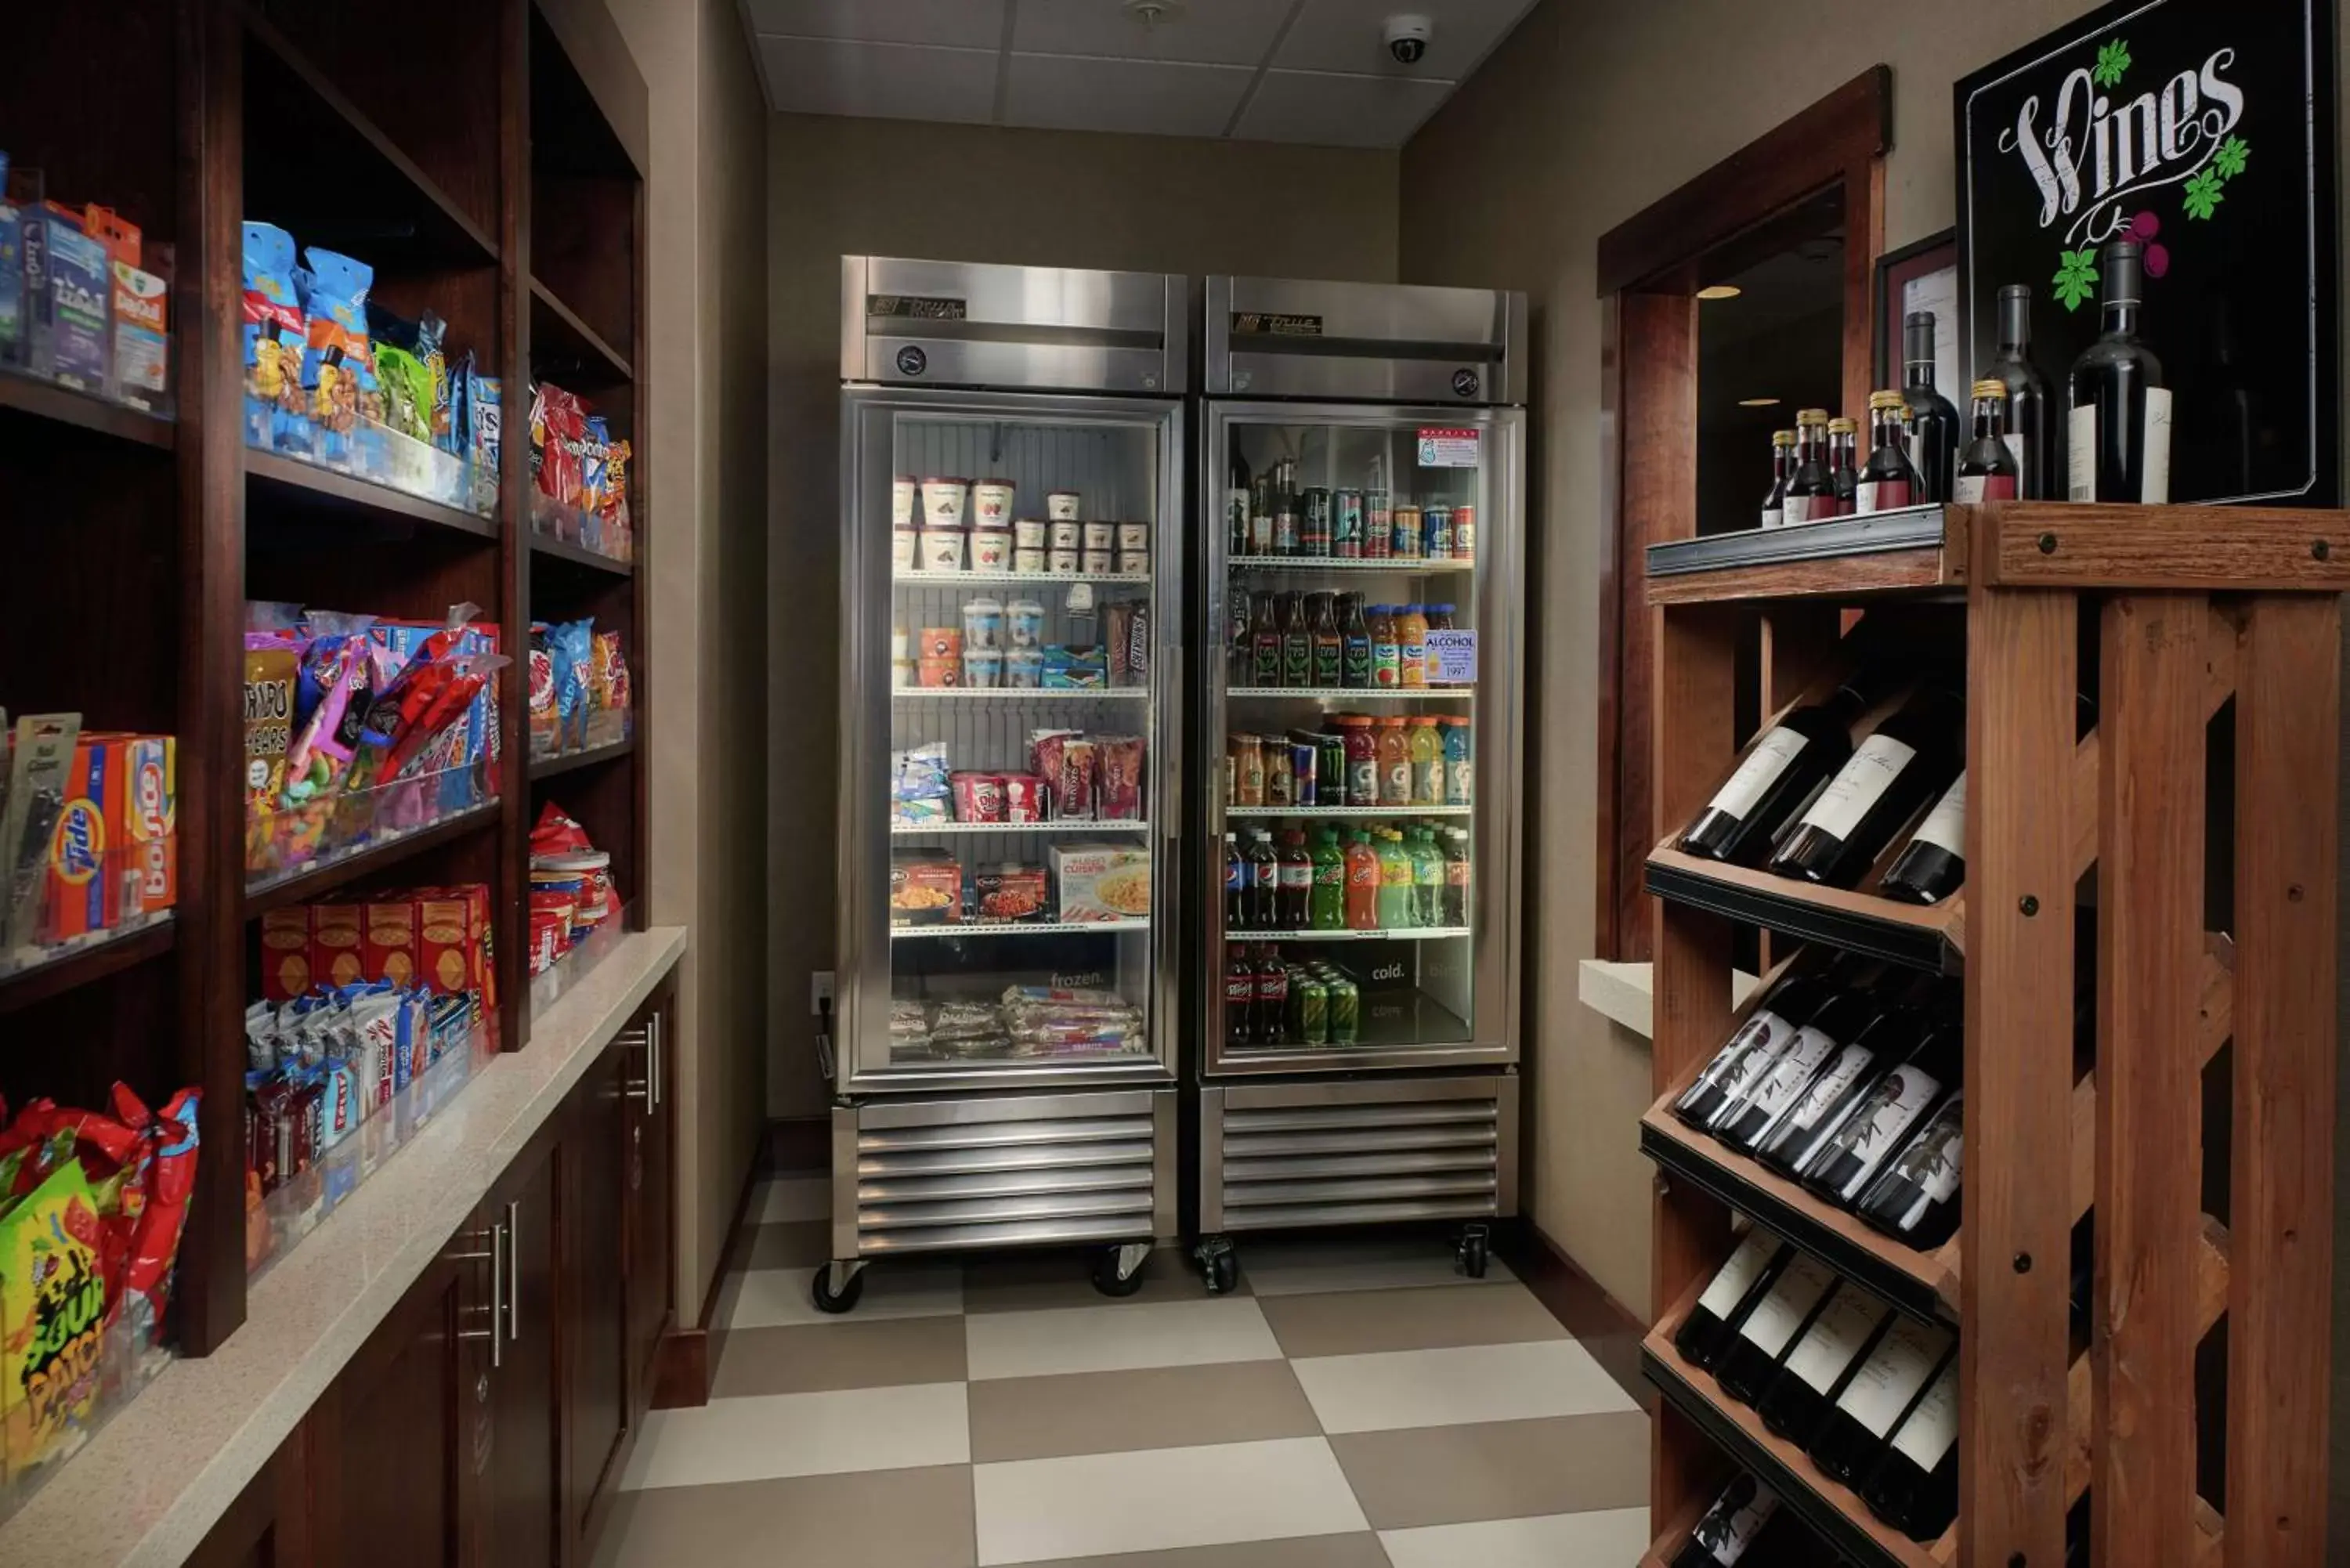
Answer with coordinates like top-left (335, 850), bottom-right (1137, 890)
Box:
top-left (739, 0), bottom-right (1540, 148)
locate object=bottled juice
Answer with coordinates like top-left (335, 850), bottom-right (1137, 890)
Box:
top-left (1343, 829), bottom-right (1381, 930)
top-left (1376, 717), bottom-right (1412, 806)
top-left (1441, 827), bottom-right (1472, 927)
top-left (1369, 605), bottom-right (1401, 688)
top-left (1396, 603), bottom-right (1430, 687)
top-left (1407, 717), bottom-right (1445, 805)
top-left (1339, 715), bottom-right (1379, 806)
top-left (1408, 826), bottom-right (1445, 927)
top-left (1308, 826), bottom-right (1347, 930)
top-left (1375, 829), bottom-right (1415, 928)
top-left (1439, 717), bottom-right (1473, 805)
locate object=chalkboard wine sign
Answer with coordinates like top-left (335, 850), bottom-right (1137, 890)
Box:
top-left (1955, 0), bottom-right (2338, 506)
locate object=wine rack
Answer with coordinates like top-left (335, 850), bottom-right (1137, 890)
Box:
top-left (1640, 501), bottom-right (2345, 1568)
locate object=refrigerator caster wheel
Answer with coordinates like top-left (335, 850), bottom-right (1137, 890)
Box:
top-left (1195, 1236), bottom-right (1238, 1295)
top-left (1457, 1225), bottom-right (1491, 1280)
top-left (812, 1262), bottom-right (865, 1314)
top-left (1092, 1245), bottom-right (1149, 1299)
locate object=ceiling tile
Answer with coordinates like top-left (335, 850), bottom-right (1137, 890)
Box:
top-left (759, 37), bottom-right (1001, 125)
top-left (1274, 0), bottom-right (1536, 80)
top-left (1013, 0), bottom-right (1287, 66)
top-left (1002, 54), bottom-right (1254, 139)
top-left (746, 0), bottom-right (1007, 49)
top-left (1232, 68), bottom-right (1454, 148)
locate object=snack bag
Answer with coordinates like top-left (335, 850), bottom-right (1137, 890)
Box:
top-left (530, 382), bottom-right (587, 505)
top-left (0, 151), bottom-right (22, 366)
top-left (528, 626), bottom-right (558, 758)
top-left (553, 621), bottom-right (595, 752)
top-left (299, 248), bottom-right (378, 466)
top-left (0, 1158), bottom-right (107, 1472)
top-left (239, 222), bottom-right (308, 451)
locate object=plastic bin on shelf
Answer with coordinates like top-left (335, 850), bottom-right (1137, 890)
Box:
top-left (0, 835), bottom-right (177, 987)
top-left (530, 489), bottom-right (634, 562)
top-left (0, 1302), bottom-right (170, 1523)
top-left (526, 901), bottom-right (631, 1017)
top-left (244, 405), bottom-right (493, 518)
top-left (244, 756), bottom-right (497, 891)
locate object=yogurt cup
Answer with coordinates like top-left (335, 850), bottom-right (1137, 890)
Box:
top-left (1046, 490), bottom-right (1083, 522)
top-left (892, 659), bottom-right (914, 688)
top-left (1007, 599), bottom-right (1047, 649)
top-left (963, 648), bottom-right (1004, 688)
top-left (1116, 522), bottom-right (1150, 553)
top-left (1014, 547), bottom-right (1048, 574)
top-left (962, 596), bottom-right (1006, 651)
top-left (1082, 522), bottom-right (1116, 551)
top-left (1082, 549), bottom-right (1115, 575)
top-left (1013, 518), bottom-right (1049, 549)
top-left (1117, 551), bottom-right (1151, 578)
top-left (971, 530), bottom-right (1012, 570)
top-left (1047, 548), bottom-right (1081, 574)
top-left (919, 529), bottom-right (965, 571)
top-left (891, 529), bottom-right (918, 570)
top-left (917, 656), bottom-right (960, 688)
top-left (892, 476), bottom-right (916, 527)
top-left (1006, 648), bottom-right (1045, 688)
top-left (972, 480), bottom-right (1017, 526)
top-left (1047, 521), bottom-right (1083, 551)
top-left (920, 477), bottom-right (970, 527)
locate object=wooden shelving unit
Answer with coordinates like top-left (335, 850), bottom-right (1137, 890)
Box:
top-left (1641, 502), bottom-right (2344, 1568)
top-left (0, 0), bottom-right (646, 1364)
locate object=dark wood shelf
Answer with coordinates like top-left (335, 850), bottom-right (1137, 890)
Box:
top-left (0, 919), bottom-right (177, 1018)
top-left (1648, 504), bottom-right (1962, 605)
top-left (0, 372), bottom-right (176, 450)
top-left (1644, 847), bottom-right (1963, 974)
top-left (244, 801), bottom-right (501, 917)
top-left (529, 529), bottom-right (635, 576)
top-left (530, 276), bottom-right (633, 385)
top-left (528, 737), bottom-right (636, 781)
top-left (248, 449), bottom-right (501, 541)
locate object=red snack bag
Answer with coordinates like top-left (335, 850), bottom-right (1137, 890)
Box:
top-left (1002, 774), bottom-right (1045, 822)
top-left (532, 801), bottom-right (593, 856)
top-left (1097, 736), bottom-right (1145, 822)
top-left (120, 1088), bottom-right (199, 1347)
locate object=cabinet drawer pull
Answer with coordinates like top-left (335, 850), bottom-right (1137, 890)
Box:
top-left (649, 1013), bottom-right (662, 1113)
top-left (456, 1222), bottom-right (505, 1369)
top-left (505, 1201), bottom-right (522, 1346)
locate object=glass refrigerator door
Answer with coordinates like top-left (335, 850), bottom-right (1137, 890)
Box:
top-left (1202, 404), bottom-right (1522, 1075)
top-left (840, 390), bottom-right (1180, 1091)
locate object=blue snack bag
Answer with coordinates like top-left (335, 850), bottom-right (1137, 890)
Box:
top-left (299, 247), bottom-right (378, 467)
top-left (0, 152), bottom-right (20, 367)
top-left (240, 222), bottom-right (309, 451)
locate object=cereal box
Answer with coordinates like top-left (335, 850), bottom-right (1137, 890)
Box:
top-left (1049, 845), bottom-right (1152, 924)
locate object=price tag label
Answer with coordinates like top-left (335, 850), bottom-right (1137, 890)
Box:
top-left (1428, 630), bottom-right (1477, 684)
top-left (1416, 427), bottom-right (1481, 468)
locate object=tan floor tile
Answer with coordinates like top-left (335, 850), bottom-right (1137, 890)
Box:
top-left (747, 1219), bottom-right (833, 1270)
top-left (1259, 1284), bottom-right (1567, 1359)
top-left (1025, 1536), bottom-right (1394, 1568)
top-left (1329, 1412), bottom-right (1651, 1530)
top-left (591, 1465), bottom-right (974, 1568)
top-left (964, 1245), bottom-right (1232, 1313)
top-left (968, 1360), bottom-right (1321, 1463)
top-left (714, 1314), bottom-right (970, 1398)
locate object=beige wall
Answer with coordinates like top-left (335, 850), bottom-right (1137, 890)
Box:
top-left (608, 0), bottom-right (769, 1325)
top-left (765, 116), bottom-right (1401, 1115)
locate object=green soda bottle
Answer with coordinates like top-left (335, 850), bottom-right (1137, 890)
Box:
top-left (1375, 829), bottom-right (1415, 929)
top-left (1408, 826), bottom-right (1444, 927)
top-left (1308, 826), bottom-right (1347, 930)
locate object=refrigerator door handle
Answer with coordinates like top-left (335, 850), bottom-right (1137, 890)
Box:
top-left (1161, 642), bottom-right (1180, 841)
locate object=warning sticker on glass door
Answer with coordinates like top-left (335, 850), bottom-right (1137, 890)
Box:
top-left (1427, 630), bottom-right (1477, 684)
top-left (1417, 428), bottom-right (1481, 468)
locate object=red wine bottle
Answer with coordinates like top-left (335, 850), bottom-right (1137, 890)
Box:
top-left (1668, 1473), bottom-right (1791, 1567)
top-left (1861, 1357), bottom-right (1961, 1540)
top-left (1673, 1229), bottom-right (1794, 1372)
top-left (1856, 1092), bottom-right (1964, 1248)
top-left (1799, 1022), bottom-right (1962, 1205)
top-left (1901, 312), bottom-right (1960, 504)
top-left (1856, 392), bottom-right (1919, 514)
top-left (1679, 674), bottom-right (1890, 866)
top-left (1671, 962), bottom-right (1856, 1127)
top-left (1781, 409), bottom-right (1833, 524)
top-left (1714, 1252), bottom-right (1840, 1407)
top-left (1878, 771), bottom-right (1965, 906)
top-left (1954, 381), bottom-right (2022, 504)
top-left (1826, 417), bottom-right (1860, 515)
top-left (1752, 1004), bottom-right (1930, 1178)
top-left (1987, 284), bottom-right (2056, 500)
top-left (1760, 429), bottom-right (1795, 529)
top-left (1806, 1313), bottom-right (1954, 1487)
top-left (1756, 1283), bottom-right (1894, 1444)
top-left (1715, 987), bottom-right (1883, 1151)
top-left (1768, 685), bottom-right (1964, 888)
top-left (2066, 239), bottom-right (2170, 504)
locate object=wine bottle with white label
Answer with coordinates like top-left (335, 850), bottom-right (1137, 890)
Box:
top-left (1878, 771), bottom-right (1965, 905)
top-left (1714, 985), bottom-right (1884, 1150)
top-left (1673, 955), bottom-right (1867, 1128)
top-left (1799, 1022), bottom-right (1961, 1205)
top-left (1680, 671), bottom-right (1893, 865)
top-left (1953, 381), bottom-right (2022, 503)
top-left (1759, 429), bottom-right (1795, 529)
top-left (1757, 1284), bottom-right (1894, 1444)
top-left (1667, 1473), bottom-right (1792, 1568)
top-left (1752, 1003), bottom-right (1926, 1177)
top-left (2066, 239), bottom-right (2169, 504)
top-left (1674, 1228), bottom-right (1795, 1372)
top-left (1860, 1359), bottom-right (1961, 1540)
top-left (1768, 685), bottom-right (1964, 887)
top-left (1806, 1313), bottom-right (1955, 1486)
top-left (1856, 1093), bottom-right (1964, 1247)
top-left (1714, 1253), bottom-right (1840, 1406)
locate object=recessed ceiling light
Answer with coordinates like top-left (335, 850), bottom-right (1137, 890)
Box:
top-left (1737, 396), bottom-right (1781, 407)
top-left (1697, 284), bottom-right (1743, 300)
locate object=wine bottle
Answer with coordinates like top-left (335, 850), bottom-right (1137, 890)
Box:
top-left (1668, 1473), bottom-right (1788, 1568)
top-left (1799, 1021), bottom-right (1962, 1205)
top-left (1987, 284), bottom-right (2056, 499)
top-left (1715, 985), bottom-right (1884, 1151)
top-left (1806, 1313), bottom-right (1954, 1487)
top-left (1680, 670), bottom-right (1896, 866)
top-left (2066, 239), bottom-right (2170, 503)
top-left (1760, 429), bottom-right (1795, 529)
top-left (1757, 1284), bottom-right (1894, 1445)
top-left (1768, 685), bottom-right (1965, 888)
top-left (1878, 772), bottom-right (1965, 905)
top-left (1953, 380), bottom-right (2022, 503)
top-left (1861, 1357), bottom-right (1961, 1541)
top-left (1856, 1092), bottom-right (1965, 1248)
top-left (1673, 1229), bottom-right (1794, 1372)
top-left (1856, 392), bottom-right (1920, 514)
top-left (1901, 312), bottom-right (1961, 503)
top-left (1714, 1253), bottom-right (1841, 1407)
top-left (1671, 962), bottom-right (1855, 1128)
top-left (1782, 409), bottom-right (1833, 525)
top-left (1752, 1004), bottom-right (1931, 1178)
top-left (1827, 417), bottom-right (1860, 515)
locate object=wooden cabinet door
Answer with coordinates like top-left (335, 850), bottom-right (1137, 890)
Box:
top-left (624, 994), bottom-right (675, 1402)
top-left (565, 1037), bottom-right (632, 1559)
top-left (481, 1131), bottom-right (561, 1568)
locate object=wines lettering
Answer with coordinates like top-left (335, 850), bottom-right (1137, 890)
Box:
top-left (2003, 45), bottom-right (2243, 247)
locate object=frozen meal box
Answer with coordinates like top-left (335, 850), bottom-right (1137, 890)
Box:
top-left (972, 864), bottom-right (1047, 923)
top-left (1050, 844), bottom-right (1151, 923)
top-left (889, 854), bottom-right (961, 926)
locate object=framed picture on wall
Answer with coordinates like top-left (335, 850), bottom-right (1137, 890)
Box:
top-left (1874, 229), bottom-right (1961, 406)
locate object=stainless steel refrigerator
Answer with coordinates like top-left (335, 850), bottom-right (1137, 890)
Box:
top-left (819, 257), bottom-right (1187, 1311)
top-left (1191, 276), bottom-right (1527, 1291)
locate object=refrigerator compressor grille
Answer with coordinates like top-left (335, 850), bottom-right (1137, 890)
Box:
top-left (851, 1101), bottom-right (1163, 1255)
top-left (1213, 1093), bottom-right (1503, 1232)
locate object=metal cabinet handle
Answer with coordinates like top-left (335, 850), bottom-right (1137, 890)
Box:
top-left (649, 1013), bottom-right (662, 1112)
top-left (454, 1222), bottom-right (504, 1369)
top-left (504, 1200), bottom-right (521, 1346)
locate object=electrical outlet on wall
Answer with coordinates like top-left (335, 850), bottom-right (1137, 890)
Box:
top-left (811, 970), bottom-right (835, 1016)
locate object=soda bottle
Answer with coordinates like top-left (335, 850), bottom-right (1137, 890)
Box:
top-left (1278, 828), bottom-right (1313, 930)
top-left (1343, 829), bottom-right (1381, 930)
top-left (1408, 826), bottom-right (1444, 927)
top-left (1245, 827), bottom-right (1282, 930)
top-left (1376, 829), bottom-right (1415, 929)
top-left (1376, 717), bottom-right (1412, 807)
top-left (1249, 471), bottom-right (1274, 556)
top-left (1440, 717), bottom-right (1473, 805)
top-left (1225, 941), bottom-right (1256, 1046)
top-left (1273, 461), bottom-right (1300, 555)
top-left (1307, 592), bottom-right (1341, 688)
top-left (1224, 832), bottom-right (1246, 930)
top-left (1250, 590), bottom-right (1282, 687)
top-left (1441, 827), bottom-right (1472, 927)
top-left (1326, 973), bottom-right (1361, 1045)
top-left (1396, 603), bottom-right (1430, 687)
top-left (1369, 605), bottom-right (1401, 688)
top-left (1255, 944), bottom-right (1290, 1042)
top-left (1279, 592), bottom-right (1312, 688)
top-left (1292, 970), bottom-right (1329, 1047)
top-left (1309, 826), bottom-right (1347, 930)
top-left (1340, 593), bottom-right (1373, 688)
top-left (1407, 716), bottom-right (1445, 805)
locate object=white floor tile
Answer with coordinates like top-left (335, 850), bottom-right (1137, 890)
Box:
top-left (618, 1382), bottom-right (970, 1490)
top-left (1379, 1508), bottom-right (1653, 1568)
top-left (974, 1436), bottom-right (1367, 1563)
top-left (1291, 1339), bottom-right (1640, 1433)
top-left (727, 1263), bottom-right (964, 1330)
top-left (1242, 1236), bottom-right (1517, 1297)
top-left (965, 1296), bottom-right (1283, 1381)
top-left (757, 1176), bottom-right (831, 1225)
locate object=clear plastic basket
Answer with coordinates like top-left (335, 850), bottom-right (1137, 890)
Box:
top-left (0, 835), bottom-right (176, 985)
top-left (244, 757), bottom-right (496, 891)
top-left (245, 412), bottom-right (492, 518)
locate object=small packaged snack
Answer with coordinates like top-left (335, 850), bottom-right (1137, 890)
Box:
top-left (240, 222), bottom-right (308, 450)
top-left (0, 152), bottom-right (23, 366)
top-left (299, 248), bottom-right (378, 467)
top-left (0, 1157), bottom-right (105, 1471)
top-left (1096, 735), bottom-right (1146, 822)
top-left (529, 627), bottom-right (559, 758)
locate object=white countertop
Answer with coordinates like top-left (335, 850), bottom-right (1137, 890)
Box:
top-left (0, 926), bottom-right (688, 1568)
top-left (1577, 958), bottom-right (1759, 1041)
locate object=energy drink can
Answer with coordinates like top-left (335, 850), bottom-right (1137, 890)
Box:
top-left (1423, 505), bottom-right (1455, 559)
top-left (1365, 490), bottom-right (1393, 559)
top-left (1316, 732), bottom-right (1348, 806)
top-left (1292, 973), bottom-right (1329, 1046)
top-left (1333, 489), bottom-right (1365, 558)
top-left (1301, 487), bottom-right (1333, 556)
top-left (1325, 976), bottom-right (1359, 1045)
top-left (1289, 738), bottom-right (1319, 807)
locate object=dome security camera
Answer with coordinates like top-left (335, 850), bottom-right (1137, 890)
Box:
top-left (1384, 14), bottom-right (1432, 65)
